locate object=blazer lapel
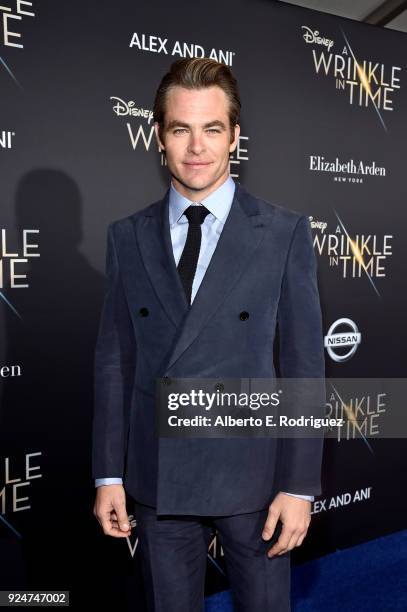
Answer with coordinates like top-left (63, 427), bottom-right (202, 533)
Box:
top-left (133, 187), bottom-right (190, 329)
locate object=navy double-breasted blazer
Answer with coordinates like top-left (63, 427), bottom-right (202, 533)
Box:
top-left (91, 179), bottom-right (325, 515)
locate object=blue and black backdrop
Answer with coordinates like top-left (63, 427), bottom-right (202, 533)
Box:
top-left (0, 0), bottom-right (406, 609)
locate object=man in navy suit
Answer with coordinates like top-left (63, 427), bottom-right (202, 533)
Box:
top-left (92, 57), bottom-right (325, 611)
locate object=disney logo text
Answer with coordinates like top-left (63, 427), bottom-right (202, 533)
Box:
top-left (110, 96), bottom-right (154, 123)
top-left (302, 26), bottom-right (334, 52)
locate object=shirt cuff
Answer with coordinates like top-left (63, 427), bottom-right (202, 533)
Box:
top-left (281, 491), bottom-right (314, 502)
top-left (95, 477), bottom-right (123, 487)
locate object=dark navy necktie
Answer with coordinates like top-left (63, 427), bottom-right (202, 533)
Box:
top-left (177, 204), bottom-right (210, 305)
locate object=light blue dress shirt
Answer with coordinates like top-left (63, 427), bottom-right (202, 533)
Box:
top-left (95, 175), bottom-right (314, 503)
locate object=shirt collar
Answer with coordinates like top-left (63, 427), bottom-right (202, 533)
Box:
top-left (169, 175), bottom-right (236, 228)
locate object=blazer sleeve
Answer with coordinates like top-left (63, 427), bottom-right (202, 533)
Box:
top-left (276, 214), bottom-right (326, 496)
top-left (91, 222), bottom-right (137, 480)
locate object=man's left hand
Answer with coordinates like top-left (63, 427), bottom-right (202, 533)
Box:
top-left (262, 492), bottom-right (311, 558)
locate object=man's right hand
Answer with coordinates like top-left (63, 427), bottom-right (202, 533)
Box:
top-left (93, 484), bottom-right (132, 538)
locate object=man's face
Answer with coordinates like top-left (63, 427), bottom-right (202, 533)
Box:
top-left (154, 85), bottom-right (240, 200)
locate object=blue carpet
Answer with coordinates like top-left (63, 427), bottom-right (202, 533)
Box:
top-left (205, 529), bottom-right (407, 611)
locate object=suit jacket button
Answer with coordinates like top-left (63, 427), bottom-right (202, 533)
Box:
top-left (162, 376), bottom-right (171, 385)
top-left (139, 307), bottom-right (149, 317)
top-left (214, 382), bottom-right (224, 391)
top-left (239, 311), bottom-right (249, 321)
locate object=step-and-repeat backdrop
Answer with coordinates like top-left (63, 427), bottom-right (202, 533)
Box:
top-left (1, 0), bottom-right (406, 609)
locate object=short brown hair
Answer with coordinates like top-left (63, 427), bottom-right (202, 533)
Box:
top-left (153, 58), bottom-right (241, 144)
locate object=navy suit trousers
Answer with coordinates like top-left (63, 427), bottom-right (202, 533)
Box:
top-left (134, 500), bottom-right (291, 611)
